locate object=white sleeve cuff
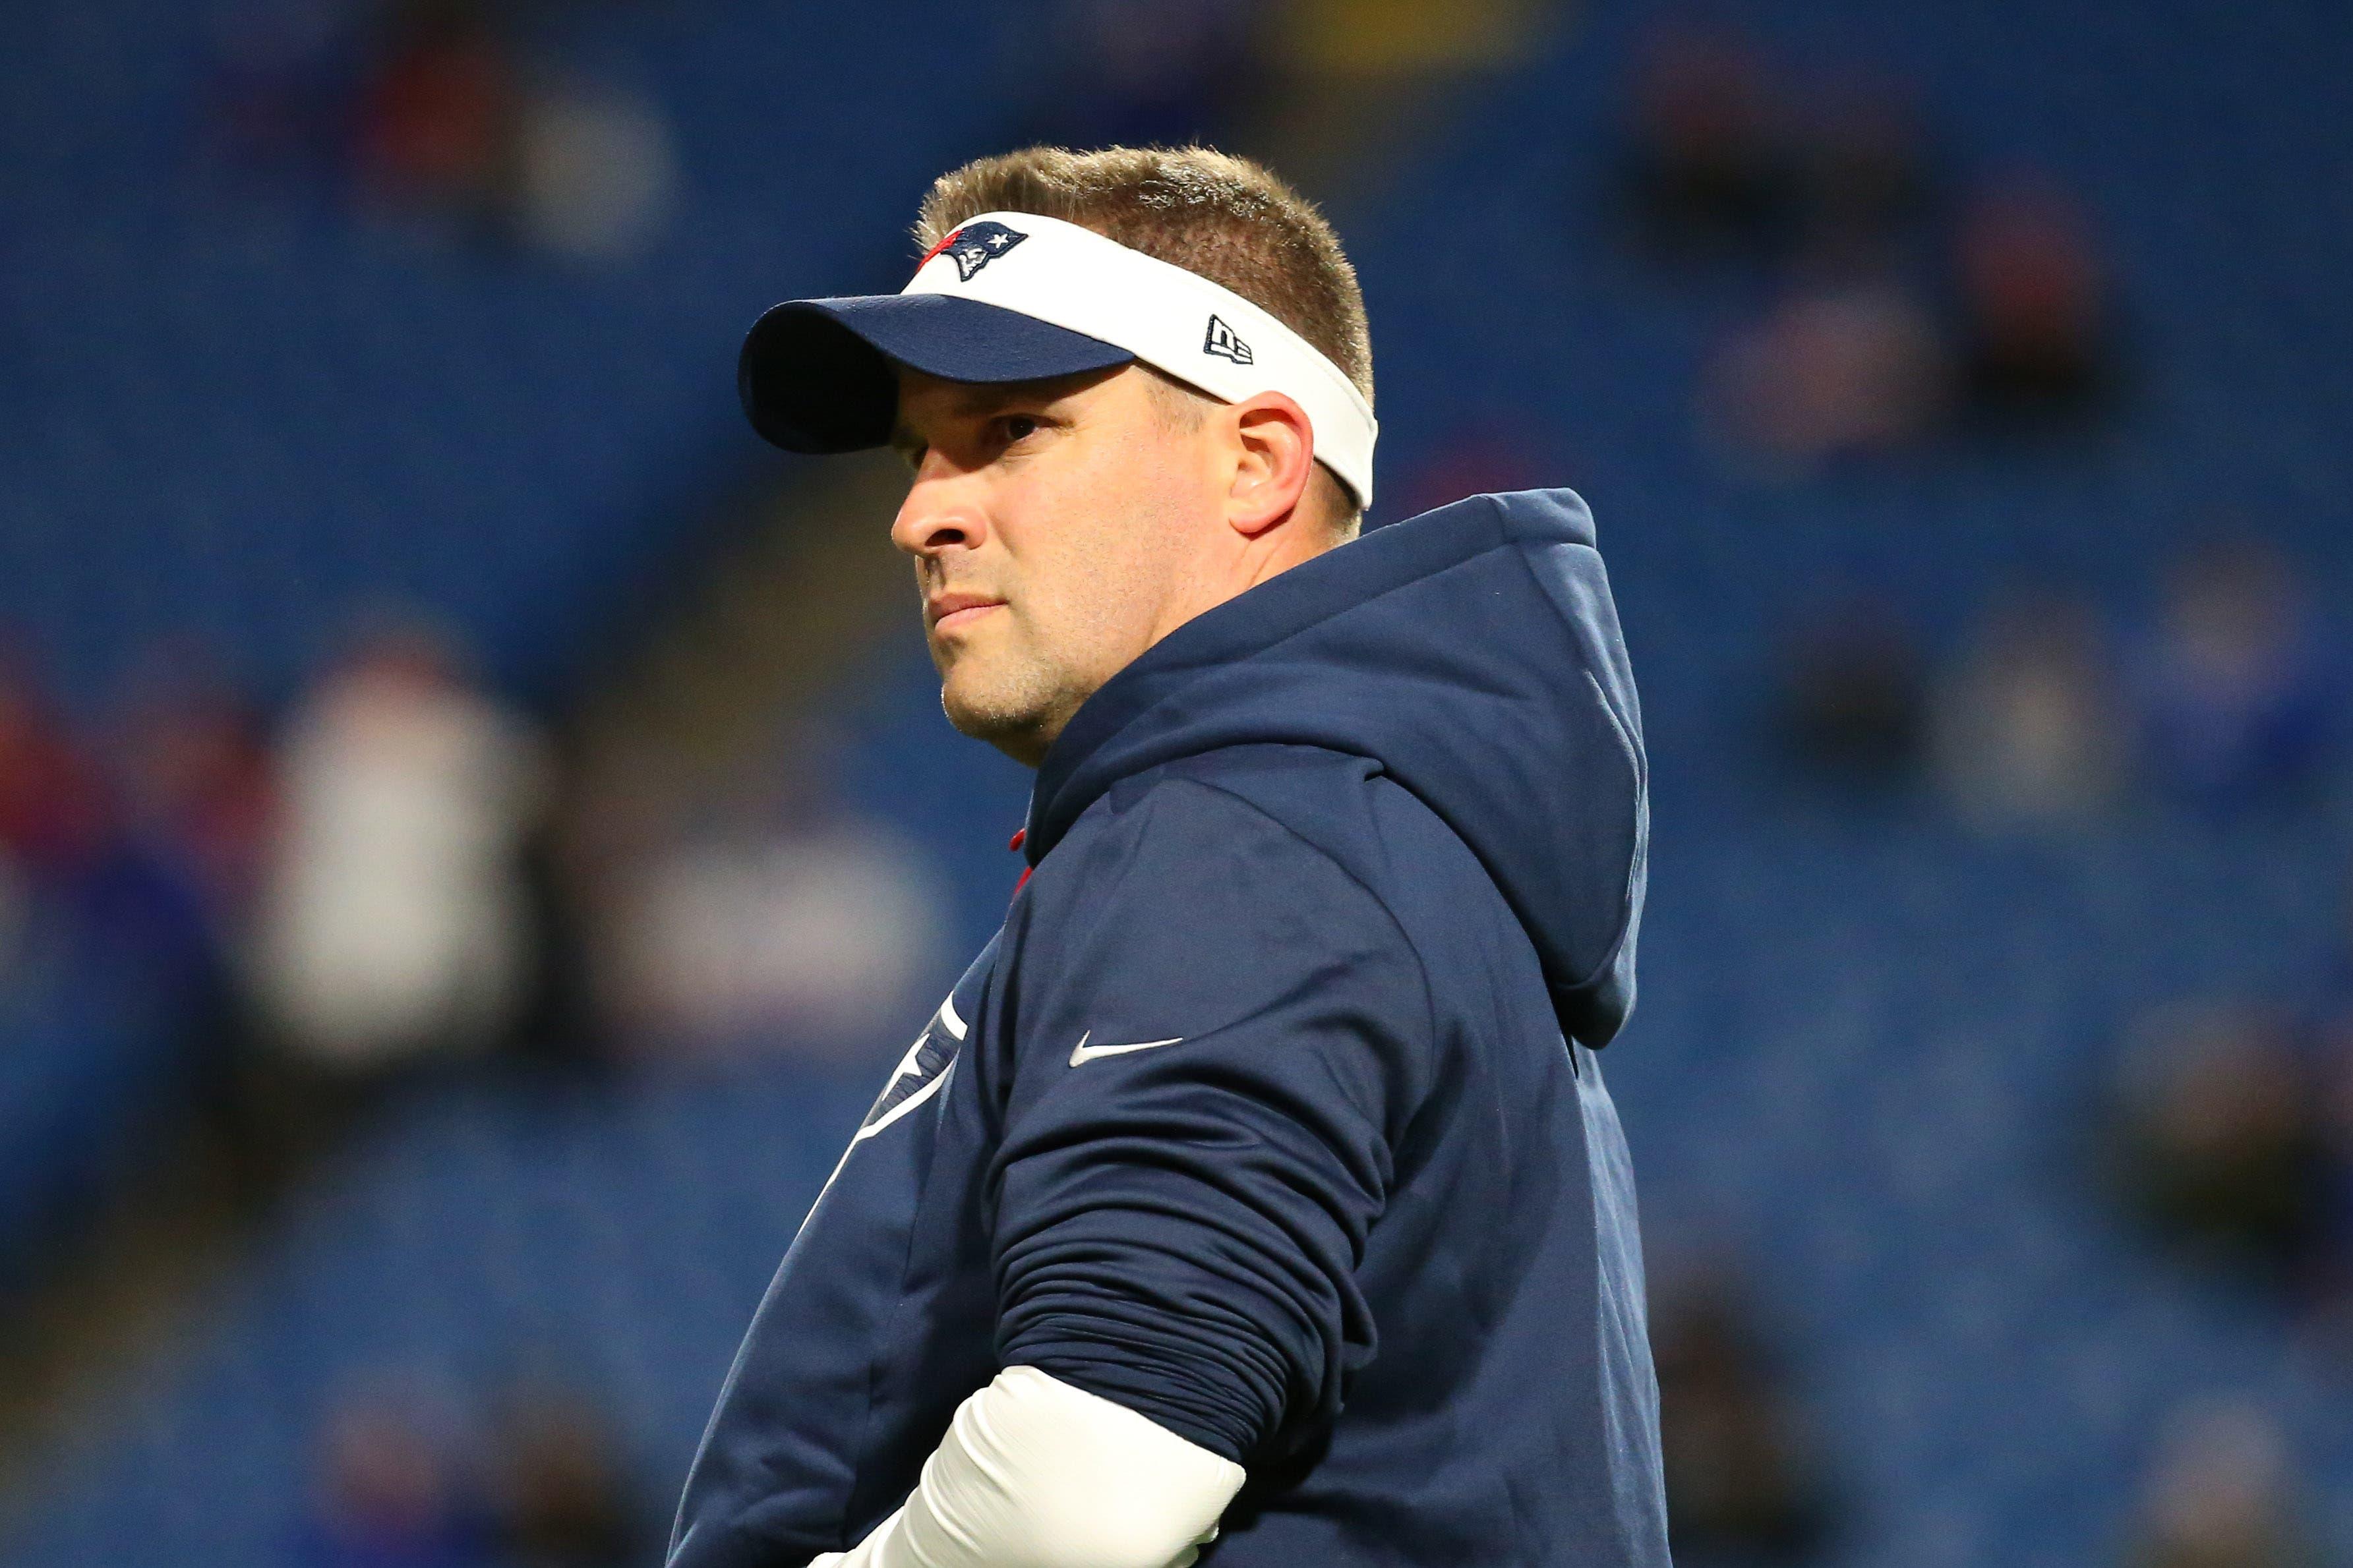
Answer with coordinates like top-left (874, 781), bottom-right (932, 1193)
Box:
top-left (814, 1366), bottom-right (1247, 1568)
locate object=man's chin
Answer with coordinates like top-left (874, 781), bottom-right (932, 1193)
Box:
top-left (941, 685), bottom-right (1028, 744)
top-left (940, 676), bottom-right (1064, 768)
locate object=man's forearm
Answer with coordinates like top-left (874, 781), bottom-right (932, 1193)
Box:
top-left (813, 1366), bottom-right (1246, 1568)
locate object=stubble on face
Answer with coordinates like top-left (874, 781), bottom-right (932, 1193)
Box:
top-left (931, 548), bottom-right (1141, 759)
top-left (899, 368), bottom-right (1210, 767)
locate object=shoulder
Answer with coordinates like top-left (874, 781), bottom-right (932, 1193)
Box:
top-left (1031, 746), bottom-right (1372, 897)
top-left (1021, 744), bottom-right (1495, 963)
top-left (1021, 748), bottom-right (1385, 931)
top-left (1046, 747), bottom-right (1543, 1039)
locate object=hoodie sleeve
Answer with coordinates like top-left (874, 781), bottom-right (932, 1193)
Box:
top-left (989, 772), bottom-right (1434, 1465)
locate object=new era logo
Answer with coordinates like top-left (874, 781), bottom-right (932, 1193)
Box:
top-left (1203, 314), bottom-right (1254, 364)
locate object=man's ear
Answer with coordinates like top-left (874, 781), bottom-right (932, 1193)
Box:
top-left (1224, 393), bottom-right (1317, 540)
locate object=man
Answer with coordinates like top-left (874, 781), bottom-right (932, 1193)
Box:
top-left (671, 146), bottom-right (1665, 1568)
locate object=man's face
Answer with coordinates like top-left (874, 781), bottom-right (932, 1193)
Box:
top-left (890, 364), bottom-right (1220, 766)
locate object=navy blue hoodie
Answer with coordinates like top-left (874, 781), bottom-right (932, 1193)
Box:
top-left (669, 488), bottom-right (1668, 1568)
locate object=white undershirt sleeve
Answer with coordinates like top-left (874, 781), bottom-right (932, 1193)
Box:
top-left (809, 1366), bottom-right (1247, 1568)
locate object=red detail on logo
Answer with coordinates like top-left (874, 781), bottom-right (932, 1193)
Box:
top-left (918, 228), bottom-right (965, 271)
top-left (1007, 828), bottom-right (1027, 852)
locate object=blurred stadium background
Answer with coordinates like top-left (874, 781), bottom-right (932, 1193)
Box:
top-left (4, 0), bottom-right (2351, 1565)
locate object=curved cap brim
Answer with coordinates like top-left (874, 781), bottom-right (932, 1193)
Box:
top-left (737, 293), bottom-right (1136, 453)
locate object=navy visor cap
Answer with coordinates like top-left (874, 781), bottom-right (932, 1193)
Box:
top-left (737, 294), bottom-right (1137, 453)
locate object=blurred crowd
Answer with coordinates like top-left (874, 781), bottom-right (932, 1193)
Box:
top-left (299, 1376), bottom-right (645, 1568)
top-left (0, 618), bottom-right (951, 1138)
top-left (202, 0), bottom-right (677, 259)
top-left (2105, 970), bottom-right (2353, 1568)
top-left (0, 614), bottom-right (952, 1556)
top-left (1651, 1161), bottom-right (2347, 1568)
top-left (0, 642), bottom-right (270, 1038)
top-left (1648, 1257), bottom-right (1835, 1567)
top-left (1773, 535), bottom-right (2341, 825)
top-left (1757, 533), bottom-right (2348, 1568)
top-left (2128, 1399), bottom-right (2328, 1568)
top-left (1650, 1276), bottom-right (2339, 1568)
top-left (1615, 26), bottom-right (2118, 474)
top-left (2104, 827), bottom-right (2353, 1355)
top-left (1717, 470), bottom-right (2343, 1567)
top-left (2108, 987), bottom-right (2352, 1310)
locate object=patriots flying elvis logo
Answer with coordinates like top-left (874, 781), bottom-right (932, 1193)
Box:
top-left (861, 1024), bottom-right (955, 1134)
top-left (854, 989), bottom-right (967, 1142)
top-left (922, 221), bottom-right (1028, 282)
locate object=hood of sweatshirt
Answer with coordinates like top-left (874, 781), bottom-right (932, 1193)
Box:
top-left (1025, 488), bottom-right (1648, 1048)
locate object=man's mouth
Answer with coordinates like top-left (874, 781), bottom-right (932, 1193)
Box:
top-left (926, 591), bottom-right (1005, 633)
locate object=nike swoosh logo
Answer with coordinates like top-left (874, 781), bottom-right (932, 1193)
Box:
top-left (1067, 1030), bottom-right (1185, 1066)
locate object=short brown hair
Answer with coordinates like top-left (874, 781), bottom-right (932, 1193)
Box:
top-left (914, 146), bottom-right (1375, 411)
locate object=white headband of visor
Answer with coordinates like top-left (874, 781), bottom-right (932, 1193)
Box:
top-left (903, 211), bottom-right (1377, 508)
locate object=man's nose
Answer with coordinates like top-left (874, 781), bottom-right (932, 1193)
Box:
top-left (891, 467), bottom-right (987, 560)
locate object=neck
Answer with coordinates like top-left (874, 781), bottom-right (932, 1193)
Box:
top-left (1148, 513), bottom-right (1341, 648)
top-left (1001, 513), bottom-right (1346, 772)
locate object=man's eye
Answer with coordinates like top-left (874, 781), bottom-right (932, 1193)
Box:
top-left (998, 415), bottom-right (1041, 444)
